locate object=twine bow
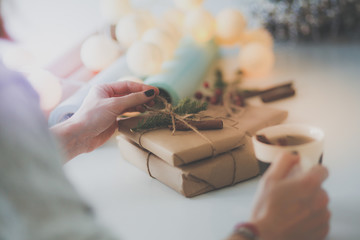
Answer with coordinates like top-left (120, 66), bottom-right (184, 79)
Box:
top-left (142, 96), bottom-right (217, 156)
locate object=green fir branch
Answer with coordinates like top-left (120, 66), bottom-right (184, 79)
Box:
top-left (131, 113), bottom-right (171, 132)
top-left (173, 98), bottom-right (208, 115)
top-left (131, 97), bottom-right (208, 132)
top-left (214, 69), bottom-right (227, 89)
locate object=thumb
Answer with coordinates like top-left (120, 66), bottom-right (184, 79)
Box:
top-left (265, 152), bottom-right (300, 181)
top-left (111, 89), bottom-right (156, 114)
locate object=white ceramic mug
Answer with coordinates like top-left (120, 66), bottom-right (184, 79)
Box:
top-left (252, 124), bottom-right (325, 174)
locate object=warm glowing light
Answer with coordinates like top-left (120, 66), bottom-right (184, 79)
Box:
top-left (184, 8), bottom-right (215, 43)
top-left (238, 43), bottom-right (275, 78)
top-left (239, 28), bottom-right (274, 49)
top-left (133, 9), bottom-right (156, 30)
top-left (142, 28), bottom-right (176, 60)
top-left (80, 34), bottom-right (121, 72)
top-left (126, 41), bottom-right (163, 76)
top-left (157, 8), bottom-right (185, 43)
top-left (174, 0), bottom-right (203, 11)
top-left (215, 9), bottom-right (247, 45)
top-left (157, 21), bottom-right (182, 44)
top-left (100, 0), bottom-right (131, 24)
top-left (116, 12), bottom-right (153, 48)
top-left (162, 8), bottom-right (184, 33)
top-left (26, 69), bottom-right (62, 111)
top-left (2, 46), bottom-right (37, 71)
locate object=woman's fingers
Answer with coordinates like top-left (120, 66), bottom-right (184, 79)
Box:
top-left (90, 81), bottom-right (159, 114)
top-left (135, 105), bottom-right (146, 113)
top-left (299, 165), bottom-right (329, 194)
top-left (312, 188), bottom-right (330, 209)
top-left (265, 152), bottom-right (300, 181)
top-left (110, 89), bottom-right (157, 114)
top-left (301, 208), bottom-right (331, 240)
top-left (104, 81), bottom-right (159, 97)
top-left (281, 165), bottom-right (329, 201)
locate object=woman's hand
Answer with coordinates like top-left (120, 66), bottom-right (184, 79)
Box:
top-left (250, 153), bottom-right (330, 240)
top-left (51, 81), bottom-right (159, 161)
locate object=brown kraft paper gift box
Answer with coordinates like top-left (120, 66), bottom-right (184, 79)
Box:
top-left (117, 105), bottom-right (288, 167)
top-left (117, 134), bottom-right (259, 198)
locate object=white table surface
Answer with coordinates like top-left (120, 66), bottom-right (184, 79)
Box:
top-left (64, 43), bottom-right (360, 240)
top-left (6, 0), bottom-right (360, 239)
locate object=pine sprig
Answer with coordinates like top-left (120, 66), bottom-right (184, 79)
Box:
top-left (131, 97), bottom-right (208, 132)
top-left (173, 98), bottom-right (208, 115)
top-left (214, 69), bottom-right (227, 89)
top-left (131, 113), bottom-right (171, 132)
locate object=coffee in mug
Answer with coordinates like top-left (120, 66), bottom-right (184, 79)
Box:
top-left (252, 124), bottom-right (325, 175)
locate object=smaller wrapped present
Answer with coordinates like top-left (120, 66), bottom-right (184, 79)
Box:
top-left (117, 134), bottom-right (259, 198)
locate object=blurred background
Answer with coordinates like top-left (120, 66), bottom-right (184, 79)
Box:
top-left (2, 0), bottom-right (359, 66)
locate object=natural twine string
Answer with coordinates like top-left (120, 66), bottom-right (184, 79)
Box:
top-left (139, 96), bottom-right (243, 190)
top-left (137, 94), bottom-right (245, 162)
top-left (146, 152), bottom-right (155, 179)
top-left (145, 147), bottom-right (239, 191)
top-left (229, 151), bottom-right (237, 185)
top-left (143, 96), bottom-right (217, 156)
top-left (136, 95), bottom-right (246, 187)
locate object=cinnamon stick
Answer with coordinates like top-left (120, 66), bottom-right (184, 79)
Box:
top-left (168, 119), bottom-right (223, 131)
top-left (260, 86), bottom-right (295, 103)
top-left (256, 134), bottom-right (272, 145)
top-left (277, 137), bottom-right (288, 146)
top-left (243, 81), bottom-right (294, 98)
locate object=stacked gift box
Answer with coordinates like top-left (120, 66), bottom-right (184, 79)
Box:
top-left (117, 105), bottom-right (287, 198)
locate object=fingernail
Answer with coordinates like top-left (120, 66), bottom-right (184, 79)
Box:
top-left (144, 89), bottom-right (155, 97)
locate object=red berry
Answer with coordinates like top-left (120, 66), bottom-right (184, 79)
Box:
top-left (234, 94), bottom-right (245, 106)
top-left (210, 96), bottom-right (219, 105)
top-left (234, 95), bottom-right (241, 102)
top-left (194, 91), bottom-right (203, 100)
top-left (203, 82), bottom-right (210, 88)
top-left (235, 100), bottom-right (243, 106)
top-left (215, 88), bottom-right (222, 96)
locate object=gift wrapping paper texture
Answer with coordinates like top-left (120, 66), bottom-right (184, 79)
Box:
top-left (117, 135), bottom-right (258, 198)
top-left (117, 105), bottom-right (288, 197)
top-left (118, 114), bottom-right (245, 167)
